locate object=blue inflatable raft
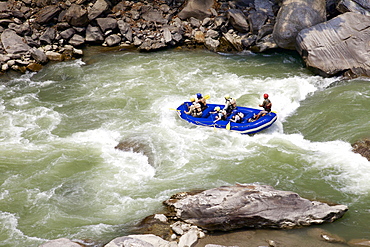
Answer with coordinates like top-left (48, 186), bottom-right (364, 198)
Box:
top-left (176, 102), bottom-right (277, 134)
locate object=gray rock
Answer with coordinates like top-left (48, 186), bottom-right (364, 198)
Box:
top-left (248, 11), bottom-right (268, 34)
top-left (1, 29), bottom-right (31, 54)
top-left (62, 4), bottom-right (89, 27)
top-left (336, 0), bottom-right (370, 15)
top-left (85, 24), bottom-right (104, 43)
top-left (0, 2), bottom-right (9, 12)
top-left (257, 24), bottom-right (274, 41)
top-left (241, 34), bottom-right (257, 48)
top-left (133, 36), bottom-right (143, 46)
top-left (30, 47), bottom-right (48, 64)
top-left (296, 12), bottom-right (370, 77)
top-left (254, 34), bottom-right (278, 52)
top-left (189, 17), bottom-right (201, 28)
top-left (222, 32), bottom-right (243, 51)
top-left (255, 0), bottom-right (276, 15)
top-left (105, 234), bottom-right (173, 247)
top-left (205, 37), bottom-right (220, 52)
top-left (88, 0), bottom-right (109, 21)
top-left (97, 17), bottom-right (118, 33)
top-left (142, 9), bottom-right (168, 24)
top-left (352, 138), bottom-right (370, 161)
top-left (35, 5), bottom-right (61, 24)
top-left (164, 184), bottom-right (348, 231)
top-left (60, 28), bottom-right (76, 40)
top-left (178, 229), bottom-right (198, 247)
top-left (273, 0), bottom-right (326, 50)
top-left (39, 27), bottom-right (56, 45)
top-left (178, 0), bottom-right (213, 21)
top-left (9, 23), bottom-right (32, 36)
top-left (0, 54), bottom-right (10, 63)
top-left (45, 51), bottom-right (63, 61)
top-left (172, 33), bottom-right (183, 43)
top-left (39, 238), bottom-right (81, 247)
top-left (162, 28), bottom-right (172, 43)
top-left (139, 40), bottom-right (166, 51)
top-left (105, 34), bottom-right (121, 46)
top-left (226, 9), bottom-right (250, 33)
top-left (69, 34), bottom-right (85, 47)
top-left (214, 16), bottom-right (227, 28)
top-left (206, 29), bottom-right (219, 39)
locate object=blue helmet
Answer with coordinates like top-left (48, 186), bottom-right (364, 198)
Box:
top-left (196, 93), bottom-right (202, 99)
top-left (232, 109), bottom-right (238, 115)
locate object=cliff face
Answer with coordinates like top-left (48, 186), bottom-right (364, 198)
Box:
top-left (0, 0), bottom-right (369, 78)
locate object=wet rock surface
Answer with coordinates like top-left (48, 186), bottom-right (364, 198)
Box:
top-left (296, 12), bottom-right (370, 78)
top-left (352, 138), bottom-right (370, 161)
top-left (164, 184), bottom-right (348, 231)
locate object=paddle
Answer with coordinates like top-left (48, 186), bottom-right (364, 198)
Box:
top-left (226, 121), bottom-right (231, 130)
top-left (169, 108), bottom-right (180, 111)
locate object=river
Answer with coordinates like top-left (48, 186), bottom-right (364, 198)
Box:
top-left (0, 47), bottom-right (369, 246)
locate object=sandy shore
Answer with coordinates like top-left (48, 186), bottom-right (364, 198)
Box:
top-left (194, 228), bottom-right (348, 247)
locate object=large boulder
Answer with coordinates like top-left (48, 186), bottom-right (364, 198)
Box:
top-left (62, 4), bottom-right (89, 27)
top-left (39, 238), bottom-right (81, 247)
top-left (105, 235), bottom-right (174, 247)
top-left (1, 29), bottom-right (31, 54)
top-left (336, 0), bottom-right (370, 16)
top-left (35, 5), bottom-right (61, 24)
top-left (178, 0), bottom-right (214, 21)
top-left (226, 9), bottom-right (250, 33)
top-left (273, 0), bottom-right (326, 50)
top-left (296, 12), bottom-right (370, 77)
top-left (88, 0), bottom-right (109, 21)
top-left (85, 24), bottom-right (104, 43)
top-left (164, 184), bottom-right (348, 231)
top-left (97, 17), bottom-right (118, 33)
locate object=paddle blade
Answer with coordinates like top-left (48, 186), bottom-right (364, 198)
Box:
top-left (226, 121), bottom-right (231, 130)
top-left (204, 95), bottom-right (210, 100)
top-left (169, 108), bottom-right (180, 111)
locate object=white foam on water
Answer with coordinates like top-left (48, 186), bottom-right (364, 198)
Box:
top-left (63, 128), bottom-right (156, 211)
top-left (0, 105), bottom-right (62, 145)
top-left (0, 211), bottom-right (46, 245)
top-left (1, 50), bottom-right (367, 244)
top-left (258, 133), bottom-right (370, 195)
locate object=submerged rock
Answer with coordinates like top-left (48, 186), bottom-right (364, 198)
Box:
top-left (352, 138), bottom-right (370, 161)
top-left (164, 184), bottom-right (348, 231)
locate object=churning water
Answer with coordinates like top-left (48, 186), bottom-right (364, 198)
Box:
top-left (0, 48), bottom-right (369, 246)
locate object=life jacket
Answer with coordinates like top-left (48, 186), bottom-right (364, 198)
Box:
top-left (192, 104), bottom-right (202, 117)
top-left (217, 111), bottom-right (226, 120)
top-left (263, 99), bottom-right (271, 111)
top-left (197, 98), bottom-right (206, 110)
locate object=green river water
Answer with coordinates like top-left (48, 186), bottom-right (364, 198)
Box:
top-left (0, 48), bottom-right (369, 246)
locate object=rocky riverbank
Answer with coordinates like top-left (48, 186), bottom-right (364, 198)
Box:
top-left (0, 0), bottom-right (369, 77)
top-left (38, 184), bottom-right (359, 247)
